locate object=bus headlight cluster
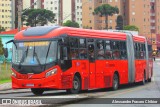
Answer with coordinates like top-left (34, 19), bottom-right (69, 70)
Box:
top-left (12, 72), bottom-right (16, 77)
top-left (45, 68), bottom-right (57, 77)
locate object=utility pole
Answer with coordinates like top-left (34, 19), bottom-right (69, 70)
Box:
top-left (58, 0), bottom-right (62, 26)
top-left (11, 0), bottom-right (15, 29)
top-left (17, 0), bottom-right (22, 31)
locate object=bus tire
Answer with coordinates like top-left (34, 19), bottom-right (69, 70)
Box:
top-left (67, 75), bottom-right (81, 94)
top-left (141, 72), bottom-right (146, 85)
top-left (148, 78), bottom-right (151, 82)
top-left (31, 88), bottom-right (44, 95)
top-left (112, 73), bottom-right (119, 91)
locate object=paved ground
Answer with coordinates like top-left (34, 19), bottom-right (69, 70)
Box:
top-left (0, 83), bottom-right (11, 91)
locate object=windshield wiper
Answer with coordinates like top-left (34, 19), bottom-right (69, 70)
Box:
top-left (18, 46), bottom-right (29, 69)
top-left (44, 41), bottom-right (52, 70)
top-left (33, 46), bottom-right (42, 68)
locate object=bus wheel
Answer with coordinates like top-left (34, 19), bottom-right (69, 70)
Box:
top-left (31, 88), bottom-right (44, 95)
top-left (67, 75), bottom-right (81, 94)
top-left (112, 73), bottom-right (119, 91)
top-left (148, 78), bottom-right (151, 82)
top-left (141, 72), bottom-right (146, 85)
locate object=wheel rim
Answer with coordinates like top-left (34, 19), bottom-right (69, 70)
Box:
top-left (114, 75), bottom-right (118, 88)
top-left (73, 80), bottom-right (79, 90)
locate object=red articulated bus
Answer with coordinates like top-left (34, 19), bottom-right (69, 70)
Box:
top-left (8, 26), bottom-right (153, 95)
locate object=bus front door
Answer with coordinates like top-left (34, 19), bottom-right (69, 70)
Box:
top-left (88, 42), bottom-right (96, 89)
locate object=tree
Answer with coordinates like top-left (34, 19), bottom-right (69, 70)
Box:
top-left (83, 25), bottom-right (90, 29)
top-left (0, 25), bottom-right (5, 33)
top-left (93, 4), bottom-right (119, 29)
top-left (22, 9), bottom-right (55, 27)
top-left (116, 15), bottom-right (123, 30)
top-left (123, 25), bottom-right (139, 31)
top-left (63, 20), bottom-right (79, 28)
top-left (0, 38), bottom-right (4, 55)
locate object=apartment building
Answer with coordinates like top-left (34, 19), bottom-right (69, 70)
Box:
top-left (0, 0), bottom-right (12, 31)
top-left (22, 0), bottom-right (77, 25)
top-left (82, 0), bottom-right (160, 34)
top-left (82, 0), bottom-right (125, 30)
top-left (43, 0), bottom-right (60, 25)
top-left (75, 0), bottom-right (82, 28)
top-left (126, 0), bottom-right (151, 35)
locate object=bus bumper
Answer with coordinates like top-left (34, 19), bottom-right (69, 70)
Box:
top-left (11, 76), bottom-right (60, 89)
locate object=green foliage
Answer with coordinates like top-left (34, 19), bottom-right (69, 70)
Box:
top-left (0, 26), bottom-right (5, 32)
top-left (93, 4), bottom-right (119, 29)
top-left (123, 25), bottom-right (139, 31)
top-left (0, 38), bottom-right (4, 55)
top-left (22, 9), bottom-right (55, 27)
top-left (83, 25), bottom-right (90, 29)
top-left (63, 20), bottom-right (79, 28)
top-left (116, 15), bottom-right (123, 30)
top-left (0, 63), bottom-right (12, 82)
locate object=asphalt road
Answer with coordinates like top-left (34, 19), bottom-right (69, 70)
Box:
top-left (0, 60), bottom-right (160, 107)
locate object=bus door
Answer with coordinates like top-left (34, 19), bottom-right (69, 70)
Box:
top-left (87, 39), bottom-right (96, 88)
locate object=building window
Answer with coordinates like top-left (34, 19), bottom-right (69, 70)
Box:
top-left (132, 12), bottom-right (135, 15)
top-left (89, 7), bottom-right (92, 10)
top-left (109, 20), bottom-right (112, 23)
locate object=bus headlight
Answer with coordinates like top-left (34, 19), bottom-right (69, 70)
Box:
top-left (45, 68), bottom-right (57, 77)
top-left (12, 72), bottom-right (16, 77)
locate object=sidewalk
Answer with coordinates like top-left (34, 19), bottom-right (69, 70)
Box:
top-left (0, 82), bottom-right (11, 91)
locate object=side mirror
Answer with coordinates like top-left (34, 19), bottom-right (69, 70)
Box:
top-left (4, 48), bottom-right (8, 58)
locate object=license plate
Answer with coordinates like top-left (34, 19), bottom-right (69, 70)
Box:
top-left (26, 84), bottom-right (34, 87)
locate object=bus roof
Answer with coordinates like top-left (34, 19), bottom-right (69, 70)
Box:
top-left (14, 26), bottom-right (146, 42)
top-left (133, 35), bottom-right (146, 43)
top-left (14, 26), bottom-right (127, 41)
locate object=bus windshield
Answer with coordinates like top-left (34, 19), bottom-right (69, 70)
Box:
top-left (12, 40), bottom-right (58, 66)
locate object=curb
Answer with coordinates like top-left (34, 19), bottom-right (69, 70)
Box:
top-left (40, 97), bottom-right (91, 107)
top-left (0, 82), bottom-right (12, 91)
top-left (0, 90), bottom-right (31, 94)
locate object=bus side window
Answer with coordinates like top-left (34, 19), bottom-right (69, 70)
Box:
top-left (79, 49), bottom-right (87, 59)
top-left (88, 44), bottom-right (95, 61)
top-left (96, 40), bottom-right (105, 60)
top-left (61, 47), bottom-right (68, 60)
top-left (69, 37), bottom-right (78, 48)
top-left (79, 38), bottom-right (86, 48)
top-left (70, 49), bottom-right (79, 59)
top-left (105, 40), bottom-right (112, 59)
top-left (69, 37), bottom-right (79, 59)
top-left (134, 43), bottom-right (138, 59)
top-left (120, 41), bottom-right (127, 59)
top-left (79, 38), bottom-right (87, 59)
top-left (112, 41), bottom-right (120, 59)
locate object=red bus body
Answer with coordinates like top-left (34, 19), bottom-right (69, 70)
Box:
top-left (11, 26), bottom-right (153, 92)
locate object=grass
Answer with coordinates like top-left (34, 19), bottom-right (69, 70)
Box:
top-left (0, 63), bottom-right (12, 84)
top-left (0, 79), bottom-right (11, 84)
